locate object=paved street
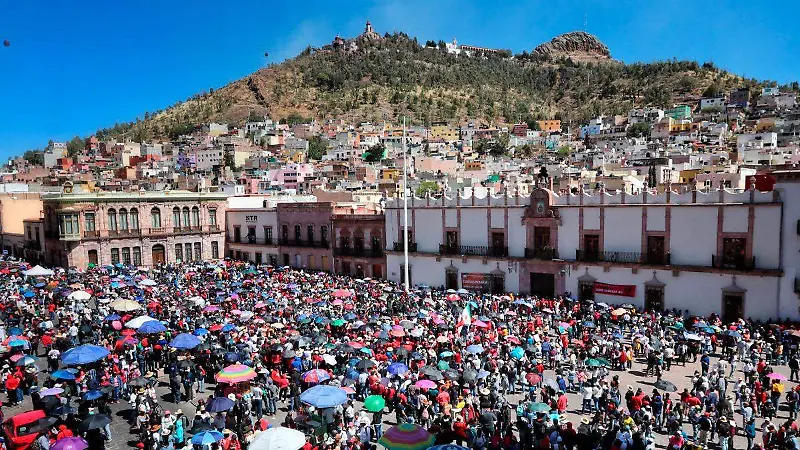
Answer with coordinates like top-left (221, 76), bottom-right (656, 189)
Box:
top-left (2, 348), bottom-right (793, 449)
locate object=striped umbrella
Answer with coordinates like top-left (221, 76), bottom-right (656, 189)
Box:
top-left (215, 364), bottom-right (257, 384)
top-left (378, 423), bottom-right (435, 450)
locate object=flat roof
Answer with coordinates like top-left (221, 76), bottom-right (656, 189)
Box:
top-left (42, 190), bottom-right (229, 202)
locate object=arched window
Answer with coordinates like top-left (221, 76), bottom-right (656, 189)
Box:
top-left (172, 207), bottom-right (181, 228)
top-left (130, 208), bottom-right (139, 230)
top-left (107, 208), bottom-right (117, 231)
top-left (151, 208), bottom-right (161, 228)
top-left (182, 207), bottom-right (190, 229)
top-left (191, 207), bottom-right (200, 227)
top-left (119, 208), bottom-right (128, 230)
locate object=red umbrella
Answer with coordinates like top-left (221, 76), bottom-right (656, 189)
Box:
top-left (332, 289), bottom-right (352, 298)
top-left (506, 336), bottom-right (521, 345)
top-left (526, 373), bottom-right (541, 384)
top-left (121, 329), bottom-right (136, 336)
top-left (446, 294), bottom-right (460, 301)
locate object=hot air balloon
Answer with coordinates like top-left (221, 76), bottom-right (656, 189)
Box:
top-left (3, 40), bottom-right (9, 47)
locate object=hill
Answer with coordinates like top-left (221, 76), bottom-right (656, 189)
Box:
top-left (93, 25), bottom-right (776, 142)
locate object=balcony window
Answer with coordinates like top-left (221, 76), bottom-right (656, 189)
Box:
top-left (108, 209), bottom-right (117, 231)
top-left (182, 208), bottom-right (190, 229)
top-left (151, 208), bottom-right (161, 228)
top-left (211, 241), bottom-right (219, 259)
top-left (294, 225), bottom-right (301, 242)
top-left (265, 226), bottom-right (273, 244)
top-left (307, 225), bottom-right (314, 243)
top-left (119, 208), bottom-right (129, 231)
top-left (185, 243), bottom-right (193, 261)
top-left (209, 209), bottom-right (217, 226)
top-left (110, 248), bottom-right (120, 265)
top-left (59, 214), bottom-right (79, 237)
top-left (194, 243), bottom-right (201, 261)
top-left (175, 244), bottom-right (183, 263)
top-left (321, 226), bottom-right (328, 244)
top-left (173, 208), bottom-right (181, 228)
top-left (122, 247), bottom-right (131, 265)
top-left (130, 208), bottom-right (139, 230)
top-left (85, 213), bottom-right (96, 232)
top-left (192, 207), bottom-right (200, 227)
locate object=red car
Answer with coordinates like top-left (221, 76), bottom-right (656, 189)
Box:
top-left (3, 410), bottom-right (46, 450)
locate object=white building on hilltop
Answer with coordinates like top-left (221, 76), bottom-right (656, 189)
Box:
top-left (384, 178), bottom-right (800, 322)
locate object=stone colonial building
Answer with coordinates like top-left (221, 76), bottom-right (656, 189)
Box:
top-left (43, 188), bottom-right (227, 268)
top-left (332, 205), bottom-right (385, 278)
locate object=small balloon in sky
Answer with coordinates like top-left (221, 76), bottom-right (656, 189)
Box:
top-left (3, 40), bottom-right (9, 48)
top-left (264, 52), bottom-right (269, 58)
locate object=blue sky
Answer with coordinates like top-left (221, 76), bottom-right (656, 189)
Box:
top-left (0, 0), bottom-right (797, 159)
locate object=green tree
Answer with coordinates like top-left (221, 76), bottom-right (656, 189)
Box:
top-left (23, 150), bottom-right (44, 166)
top-left (702, 82), bottom-right (723, 98)
top-left (66, 136), bottom-right (85, 157)
top-left (627, 123), bottom-right (651, 138)
top-left (363, 143), bottom-right (385, 162)
top-left (678, 75), bottom-right (698, 93)
top-left (437, 40), bottom-right (447, 50)
top-left (307, 135), bottom-right (328, 160)
top-left (415, 180), bottom-right (439, 196)
top-left (557, 146), bottom-right (571, 156)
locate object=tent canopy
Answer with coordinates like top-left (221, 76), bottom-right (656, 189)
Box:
top-left (23, 265), bottom-right (54, 277)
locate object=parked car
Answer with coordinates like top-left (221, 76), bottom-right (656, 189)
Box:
top-left (2, 410), bottom-right (46, 450)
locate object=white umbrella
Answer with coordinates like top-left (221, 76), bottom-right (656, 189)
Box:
top-left (249, 427), bottom-right (305, 450)
top-left (68, 291), bottom-right (91, 301)
top-left (125, 315), bottom-right (156, 329)
top-left (23, 265), bottom-right (54, 277)
top-left (139, 279), bottom-right (157, 286)
top-left (322, 354), bottom-right (337, 365)
top-left (111, 299), bottom-right (142, 312)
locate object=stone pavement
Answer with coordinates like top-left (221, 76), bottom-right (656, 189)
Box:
top-left (2, 351), bottom-right (793, 449)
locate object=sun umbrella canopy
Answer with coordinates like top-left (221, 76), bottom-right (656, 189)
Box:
top-left (67, 291), bottom-right (91, 301)
top-left (191, 431), bottom-right (224, 446)
top-left (111, 299), bottom-right (142, 312)
top-left (205, 397), bottom-right (235, 412)
top-left (51, 369), bottom-right (77, 380)
top-left (23, 265), bottom-right (54, 277)
top-left (51, 437), bottom-right (88, 450)
top-left (169, 333), bottom-right (202, 350)
top-left (364, 395), bottom-right (386, 412)
top-left (378, 423), bottom-right (435, 450)
top-left (215, 364), bottom-right (256, 383)
top-left (61, 345), bottom-right (110, 365)
top-left (248, 427), bottom-right (306, 450)
top-left (299, 385), bottom-right (348, 408)
top-left (125, 315), bottom-right (155, 329)
top-left (138, 320), bottom-right (166, 334)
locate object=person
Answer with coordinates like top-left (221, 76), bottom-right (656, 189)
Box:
top-left (745, 417), bottom-right (757, 450)
top-left (790, 355), bottom-right (800, 382)
top-left (251, 383), bottom-right (264, 419)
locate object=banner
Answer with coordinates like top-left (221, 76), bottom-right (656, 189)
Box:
top-left (461, 273), bottom-right (491, 292)
top-left (593, 282), bottom-right (636, 297)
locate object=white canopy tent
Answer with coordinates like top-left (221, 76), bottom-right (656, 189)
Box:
top-left (23, 265), bottom-right (54, 277)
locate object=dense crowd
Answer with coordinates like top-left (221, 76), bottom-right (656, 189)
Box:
top-left (0, 258), bottom-right (799, 450)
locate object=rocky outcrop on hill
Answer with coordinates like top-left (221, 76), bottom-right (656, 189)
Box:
top-left (533, 31), bottom-right (611, 61)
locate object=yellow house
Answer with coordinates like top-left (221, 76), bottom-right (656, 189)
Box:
top-left (381, 168), bottom-right (400, 181)
top-left (429, 122), bottom-right (460, 142)
top-left (678, 169), bottom-right (700, 184)
top-left (537, 120), bottom-right (562, 133)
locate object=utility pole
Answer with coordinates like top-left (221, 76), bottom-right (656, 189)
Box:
top-left (402, 117), bottom-right (410, 293)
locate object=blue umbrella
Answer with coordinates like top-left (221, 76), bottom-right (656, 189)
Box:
top-left (299, 385), bottom-right (348, 408)
top-left (191, 431), bottom-right (223, 446)
top-left (82, 390), bottom-right (104, 401)
top-left (169, 333), bottom-right (201, 350)
top-left (9, 339), bottom-right (30, 349)
top-left (224, 352), bottom-right (240, 363)
top-left (387, 363), bottom-right (409, 375)
top-left (15, 355), bottom-right (38, 367)
top-left (104, 314), bottom-right (121, 321)
top-left (221, 324), bottom-right (236, 333)
top-left (23, 291), bottom-right (35, 298)
top-left (138, 321), bottom-right (166, 334)
top-left (465, 344), bottom-right (484, 354)
top-left (510, 347), bottom-right (525, 360)
top-left (205, 397), bottom-right (235, 412)
top-left (61, 345), bottom-right (110, 365)
top-left (582, 321), bottom-right (596, 328)
top-left (439, 351), bottom-right (454, 358)
top-left (8, 327), bottom-right (23, 336)
top-left (477, 370), bottom-right (491, 379)
top-left (51, 369), bottom-right (77, 380)
top-left (193, 328), bottom-right (209, 336)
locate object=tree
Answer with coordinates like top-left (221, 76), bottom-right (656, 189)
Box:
top-left (678, 75), bottom-right (698, 94)
top-left (627, 123), bottom-right (652, 138)
top-left (557, 146), bottom-right (571, 156)
top-left (702, 82), bottom-right (723, 98)
top-left (23, 150), bottom-right (44, 166)
top-left (415, 180), bottom-right (439, 197)
top-left (363, 143), bottom-right (385, 162)
top-left (538, 166), bottom-right (549, 179)
top-left (437, 40), bottom-right (447, 50)
top-left (425, 40), bottom-right (436, 48)
top-left (66, 136), bottom-right (85, 157)
top-left (307, 135), bottom-right (328, 160)
top-left (644, 86), bottom-right (670, 106)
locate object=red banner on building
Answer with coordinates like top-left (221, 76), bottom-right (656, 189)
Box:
top-left (461, 273), bottom-right (491, 292)
top-left (593, 282), bottom-right (636, 297)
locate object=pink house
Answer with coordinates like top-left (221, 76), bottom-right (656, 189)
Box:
top-left (266, 164), bottom-right (314, 190)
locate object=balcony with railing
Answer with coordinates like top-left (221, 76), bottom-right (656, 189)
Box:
top-left (108, 229), bottom-right (142, 238)
top-left (525, 247), bottom-right (559, 260)
top-left (334, 247), bottom-right (385, 257)
top-left (575, 250), bottom-right (671, 265)
top-left (278, 239), bottom-right (330, 248)
top-left (84, 230), bottom-right (100, 239)
top-left (439, 245), bottom-right (509, 257)
top-left (393, 241), bottom-right (417, 252)
top-left (712, 254), bottom-right (755, 271)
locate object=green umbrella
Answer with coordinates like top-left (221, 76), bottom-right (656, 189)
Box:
top-left (331, 319), bottom-right (346, 327)
top-left (586, 358), bottom-right (611, 368)
top-left (528, 402), bottom-right (550, 412)
top-left (437, 360), bottom-right (450, 370)
top-left (364, 395), bottom-right (386, 412)
top-left (87, 263), bottom-right (96, 269)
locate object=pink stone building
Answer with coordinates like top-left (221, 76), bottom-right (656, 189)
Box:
top-left (42, 190), bottom-right (227, 268)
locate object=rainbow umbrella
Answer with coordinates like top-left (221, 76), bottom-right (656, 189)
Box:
top-left (378, 423), bottom-right (435, 450)
top-left (215, 364), bottom-right (256, 384)
top-left (301, 369), bottom-right (330, 384)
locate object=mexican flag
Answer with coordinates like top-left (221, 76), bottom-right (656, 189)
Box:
top-left (456, 304), bottom-right (472, 335)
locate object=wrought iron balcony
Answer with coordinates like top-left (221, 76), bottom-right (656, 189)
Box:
top-left (278, 239), bottom-right (330, 248)
top-left (439, 245), bottom-right (509, 257)
top-left (712, 254), bottom-right (755, 271)
top-left (334, 247), bottom-right (384, 257)
top-left (525, 247), bottom-right (559, 260)
top-left (393, 241), bottom-right (417, 252)
top-left (575, 250), bottom-right (671, 265)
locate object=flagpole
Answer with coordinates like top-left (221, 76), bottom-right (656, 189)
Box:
top-left (403, 117), bottom-right (410, 293)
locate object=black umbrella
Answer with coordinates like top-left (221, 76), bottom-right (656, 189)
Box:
top-left (394, 348), bottom-right (409, 357)
top-left (444, 369), bottom-right (460, 380)
top-left (462, 369), bottom-right (477, 382)
top-left (188, 421), bottom-right (214, 435)
top-left (356, 359), bottom-right (376, 371)
top-left (224, 352), bottom-right (240, 363)
top-left (654, 380), bottom-right (677, 392)
top-left (419, 366), bottom-right (444, 381)
top-left (128, 377), bottom-right (151, 388)
top-left (177, 360), bottom-right (196, 370)
top-left (29, 416), bottom-right (58, 433)
top-left (79, 414), bottom-right (111, 431)
top-left (282, 349), bottom-right (296, 358)
top-left (49, 405), bottom-right (76, 416)
top-left (270, 343), bottom-right (284, 352)
top-left (337, 345), bottom-right (356, 354)
top-left (40, 396), bottom-right (61, 411)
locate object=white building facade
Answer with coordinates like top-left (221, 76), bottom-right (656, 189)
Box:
top-left (225, 207), bottom-right (279, 265)
top-left (385, 183), bottom-right (798, 322)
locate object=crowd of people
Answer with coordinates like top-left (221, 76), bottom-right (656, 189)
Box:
top-left (0, 258), bottom-right (799, 450)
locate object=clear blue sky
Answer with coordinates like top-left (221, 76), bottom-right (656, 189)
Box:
top-left (0, 0), bottom-right (797, 159)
